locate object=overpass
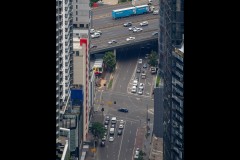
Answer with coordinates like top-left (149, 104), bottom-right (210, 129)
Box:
top-left (89, 2), bottom-right (159, 54)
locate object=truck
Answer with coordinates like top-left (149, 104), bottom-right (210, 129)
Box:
top-left (112, 5), bottom-right (155, 19)
top-left (112, 7), bottom-right (135, 19)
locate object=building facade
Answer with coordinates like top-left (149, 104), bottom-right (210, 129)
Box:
top-left (73, 0), bottom-right (91, 28)
top-left (56, 0), bottom-right (73, 154)
top-left (158, 0), bottom-right (184, 160)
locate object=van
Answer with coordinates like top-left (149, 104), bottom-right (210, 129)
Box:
top-left (111, 117), bottom-right (117, 124)
top-left (131, 86), bottom-right (137, 93)
top-left (109, 128), bottom-right (115, 135)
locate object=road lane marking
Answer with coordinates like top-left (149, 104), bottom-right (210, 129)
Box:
top-left (117, 123), bottom-right (126, 160)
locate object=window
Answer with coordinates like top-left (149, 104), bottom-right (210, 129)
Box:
top-left (76, 11), bottom-right (78, 15)
top-left (76, 17), bottom-right (78, 21)
top-left (76, 51), bottom-right (79, 56)
top-left (80, 24), bottom-right (84, 28)
top-left (76, 5), bottom-right (78, 9)
top-left (76, 0), bottom-right (78, 2)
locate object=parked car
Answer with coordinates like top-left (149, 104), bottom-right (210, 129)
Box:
top-left (104, 125), bottom-right (108, 130)
top-left (131, 86), bottom-right (137, 93)
top-left (138, 88), bottom-right (143, 95)
top-left (119, 120), bottom-right (124, 125)
top-left (126, 37), bottom-right (135, 41)
top-left (139, 83), bottom-right (144, 89)
top-left (123, 22), bottom-right (132, 27)
top-left (140, 21), bottom-right (148, 26)
top-left (134, 148), bottom-right (140, 159)
top-left (105, 116), bottom-right (110, 121)
top-left (111, 124), bottom-right (116, 128)
top-left (108, 40), bottom-right (117, 44)
top-left (118, 108), bottom-right (129, 113)
top-left (102, 136), bottom-right (106, 141)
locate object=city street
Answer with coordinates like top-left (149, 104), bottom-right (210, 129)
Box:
top-left (94, 50), bottom-right (155, 160)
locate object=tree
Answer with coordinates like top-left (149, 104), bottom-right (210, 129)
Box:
top-left (103, 51), bottom-right (116, 72)
top-left (148, 50), bottom-right (158, 67)
top-left (91, 122), bottom-right (106, 139)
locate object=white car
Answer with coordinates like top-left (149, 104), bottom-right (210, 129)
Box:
top-left (119, 124), bottom-right (124, 129)
top-left (138, 59), bottom-right (143, 64)
top-left (126, 37), bottom-right (135, 41)
top-left (102, 136), bottom-right (106, 141)
top-left (95, 30), bottom-right (102, 35)
top-left (131, 86), bottom-right (137, 93)
top-left (139, 83), bottom-right (144, 89)
top-left (134, 148), bottom-right (140, 158)
top-left (120, 120), bottom-right (124, 125)
top-left (138, 88), bottom-right (143, 95)
top-left (91, 33), bottom-right (101, 38)
top-left (129, 26), bottom-right (137, 31)
top-left (133, 28), bottom-right (143, 33)
top-left (109, 136), bottom-right (114, 142)
top-left (108, 40), bottom-right (117, 44)
top-left (140, 21), bottom-right (148, 26)
top-left (90, 29), bottom-right (95, 34)
top-left (153, 10), bottom-right (159, 15)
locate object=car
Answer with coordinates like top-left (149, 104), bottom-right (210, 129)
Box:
top-left (145, 54), bottom-right (149, 59)
top-left (133, 28), bottom-right (143, 33)
top-left (105, 116), bottom-right (110, 121)
top-left (134, 148), bottom-right (140, 159)
top-left (117, 129), bottom-right (122, 135)
top-left (91, 33), bottom-right (100, 38)
top-left (153, 10), bottom-right (159, 15)
top-left (140, 21), bottom-right (148, 26)
top-left (136, 67), bottom-right (141, 73)
top-left (139, 83), bottom-right (144, 89)
top-left (90, 29), bottom-right (95, 34)
top-left (128, 26), bottom-right (137, 31)
top-left (100, 141), bottom-right (105, 147)
top-left (126, 37), bottom-right (135, 41)
top-left (133, 79), bottom-right (138, 86)
top-left (95, 30), bottom-right (102, 35)
top-left (104, 120), bottom-right (109, 125)
top-left (118, 108), bottom-right (128, 113)
top-left (119, 120), bottom-right (124, 125)
top-left (90, 44), bottom-right (97, 49)
top-left (138, 59), bottom-right (143, 64)
top-left (108, 40), bottom-right (117, 44)
top-left (104, 125), bottom-right (108, 130)
top-left (123, 22), bottom-right (132, 27)
top-left (119, 124), bottom-right (124, 129)
top-left (102, 136), bottom-right (106, 141)
top-left (131, 86), bottom-right (137, 93)
top-left (152, 32), bottom-right (158, 36)
top-left (104, 132), bottom-right (107, 136)
top-left (111, 124), bottom-right (116, 128)
top-left (138, 88), bottom-right (143, 95)
top-left (109, 136), bottom-right (114, 142)
top-left (143, 63), bottom-right (147, 68)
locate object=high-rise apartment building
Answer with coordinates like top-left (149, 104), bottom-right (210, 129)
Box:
top-left (56, 0), bottom-right (73, 152)
top-left (73, 0), bottom-right (90, 28)
top-left (158, 0), bottom-right (184, 160)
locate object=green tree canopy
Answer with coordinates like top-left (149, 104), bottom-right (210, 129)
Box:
top-left (148, 50), bottom-right (158, 67)
top-left (91, 122), bottom-right (106, 139)
top-left (103, 51), bottom-right (116, 72)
